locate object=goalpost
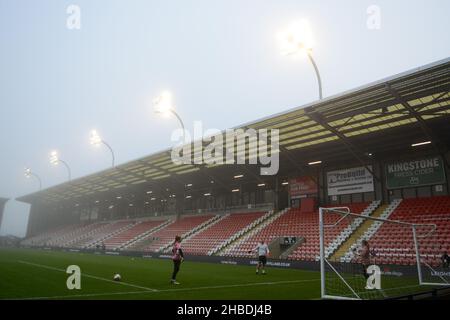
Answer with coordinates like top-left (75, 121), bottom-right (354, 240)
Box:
top-left (319, 207), bottom-right (450, 300)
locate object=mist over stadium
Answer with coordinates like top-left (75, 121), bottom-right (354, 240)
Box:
top-left (0, 0), bottom-right (449, 303)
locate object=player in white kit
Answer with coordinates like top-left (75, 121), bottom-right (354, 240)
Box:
top-left (249, 241), bottom-right (270, 275)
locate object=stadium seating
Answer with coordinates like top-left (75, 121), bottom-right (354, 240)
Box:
top-left (74, 220), bottom-right (135, 248)
top-left (367, 196), bottom-right (450, 267)
top-left (131, 214), bottom-right (216, 252)
top-left (181, 211), bottom-right (267, 255)
top-left (20, 196), bottom-right (450, 267)
top-left (102, 219), bottom-right (168, 250)
top-left (21, 224), bottom-right (80, 247)
top-left (221, 203), bottom-right (372, 261)
top-left (55, 222), bottom-right (110, 247)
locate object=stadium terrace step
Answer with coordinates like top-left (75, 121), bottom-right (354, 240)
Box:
top-left (217, 209), bottom-right (286, 257)
top-left (121, 219), bottom-right (173, 250)
top-left (84, 221), bottom-right (136, 249)
top-left (160, 214), bottom-right (224, 253)
top-left (63, 222), bottom-right (115, 248)
top-left (117, 219), bottom-right (171, 250)
top-left (132, 214), bottom-right (216, 253)
top-left (329, 202), bottom-right (386, 262)
top-left (320, 201), bottom-right (380, 260)
top-left (21, 224), bottom-right (78, 246)
top-left (37, 222), bottom-right (109, 248)
top-left (61, 221), bottom-right (128, 248)
top-left (219, 203), bottom-right (373, 261)
top-left (340, 199), bottom-right (402, 263)
top-left (287, 203), bottom-right (372, 261)
top-left (20, 196), bottom-right (450, 268)
top-left (364, 196), bottom-right (450, 267)
top-left (211, 210), bottom-right (276, 256)
top-left (178, 211), bottom-right (271, 256)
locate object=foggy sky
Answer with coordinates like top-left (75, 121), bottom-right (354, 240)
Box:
top-left (1, 0), bottom-right (449, 237)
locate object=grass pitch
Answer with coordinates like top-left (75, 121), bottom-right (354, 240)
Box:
top-left (0, 248), bottom-right (437, 300)
top-left (0, 248), bottom-right (321, 300)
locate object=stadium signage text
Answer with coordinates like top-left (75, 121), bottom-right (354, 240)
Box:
top-left (431, 270), bottom-right (450, 277)
top-left (289, 176), bottom-right (318, 198)
top-left (177, 304), bottom-right (212, 318)
top-left (170, 121), bottom-right (280, 175)
top-left (327, 166), bottom-right (374, 196)
top-left (250, 260), bottom-right (291, 267)
top-left (177, 304), bottom-right (272, 318)
top-left (385, 156), bottom-right (446, 189)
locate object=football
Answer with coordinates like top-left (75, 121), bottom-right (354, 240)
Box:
top-left (113, 274), bottom-right (121, 281)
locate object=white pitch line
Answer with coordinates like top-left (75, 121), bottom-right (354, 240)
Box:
top-left (157, 278), bottom-right (321, 294)
top-left (9, 277), bottom-right (321, 300)
top-left (17, 260), bottom-right (157, 292)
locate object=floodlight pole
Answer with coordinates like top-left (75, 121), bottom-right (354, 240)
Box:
top-left (169, 109), bottom-right (186, 141)
top-left (28, 172), bottom-right (43, 191)
top-left (307, 51), bottom-right (323, 100)
top-left (101, 140), bottom-right (115, 167)
top-left (57, 159), bottom-right (72, 181)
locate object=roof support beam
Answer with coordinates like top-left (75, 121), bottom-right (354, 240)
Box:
top-left (386, 84), bottom-right (450, 170)
top-left (305, 111), bottom-right (380, 182)
top-left (239, 125), bottom-right (314, 182)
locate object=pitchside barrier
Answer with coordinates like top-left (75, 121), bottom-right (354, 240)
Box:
top-left (17, 245), bottom-right (322, 270)
top-left (319, 207), bottom-right (450, 300)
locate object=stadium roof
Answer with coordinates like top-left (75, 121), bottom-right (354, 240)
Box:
top-left (17, 57), bottom-right (450, 205)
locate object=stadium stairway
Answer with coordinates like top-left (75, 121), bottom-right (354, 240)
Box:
top-left (205, 211), bottom-right (275, 256)
top-left (328, 202), bottom-right (386, 262)
top-left (119, 219), bottom-right (172, 250)
top-left (21, 224), bottom-right (78, 247)
top-left (133, 214), bottom-right (216, 252)
top-left (160, 214), bottom-right (222, 253)
top-left (321, 200), bottom-right (381, 261)
top-left (63, 223), bottom-right (112, 247)
top-left (83, 221), bottom-right (135, 249)
top-left (339, 199), bottom-right (402, 263)
top-left (217, 209), bottom-right (287, 257)
top-left (51, 222), bottom-right (109, 248)
top-left (171, 214), bottom-right (230, 251)
top-left (365, 196), bottom-right (450, 266)
top-left (103, 219), bottom-right (171, 250)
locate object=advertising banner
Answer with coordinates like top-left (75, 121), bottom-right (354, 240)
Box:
top-left (289, 176), bottom-right (318, 198)
top-left (385, 156), bottom-right (446, 189)
top-left (327, 166), bottom-right (374, 196)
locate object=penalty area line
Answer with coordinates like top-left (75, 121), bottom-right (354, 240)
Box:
top-left (17, 260), bottom-right (157, 292)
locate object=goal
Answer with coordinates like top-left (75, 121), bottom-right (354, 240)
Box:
top-left (319, 206), bottom-right (449, 300)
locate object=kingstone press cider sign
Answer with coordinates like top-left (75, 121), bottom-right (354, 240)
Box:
top-left (385, 156), bottom-right (446, 189)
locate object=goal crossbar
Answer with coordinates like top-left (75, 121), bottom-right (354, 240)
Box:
top-left (322, 207), bottom-right (436, 236)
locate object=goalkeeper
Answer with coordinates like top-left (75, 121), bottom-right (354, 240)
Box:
top-left (359, 240), bottom-right (373, 279)
top-left (170, 235), bottom-right (184, 285)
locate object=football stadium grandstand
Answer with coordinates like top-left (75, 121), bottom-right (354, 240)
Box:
top-left (4, 57), bottom-right (450, 300)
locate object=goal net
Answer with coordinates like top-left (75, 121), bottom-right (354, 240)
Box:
top-left (319, 206), bottom-right (449, 300)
